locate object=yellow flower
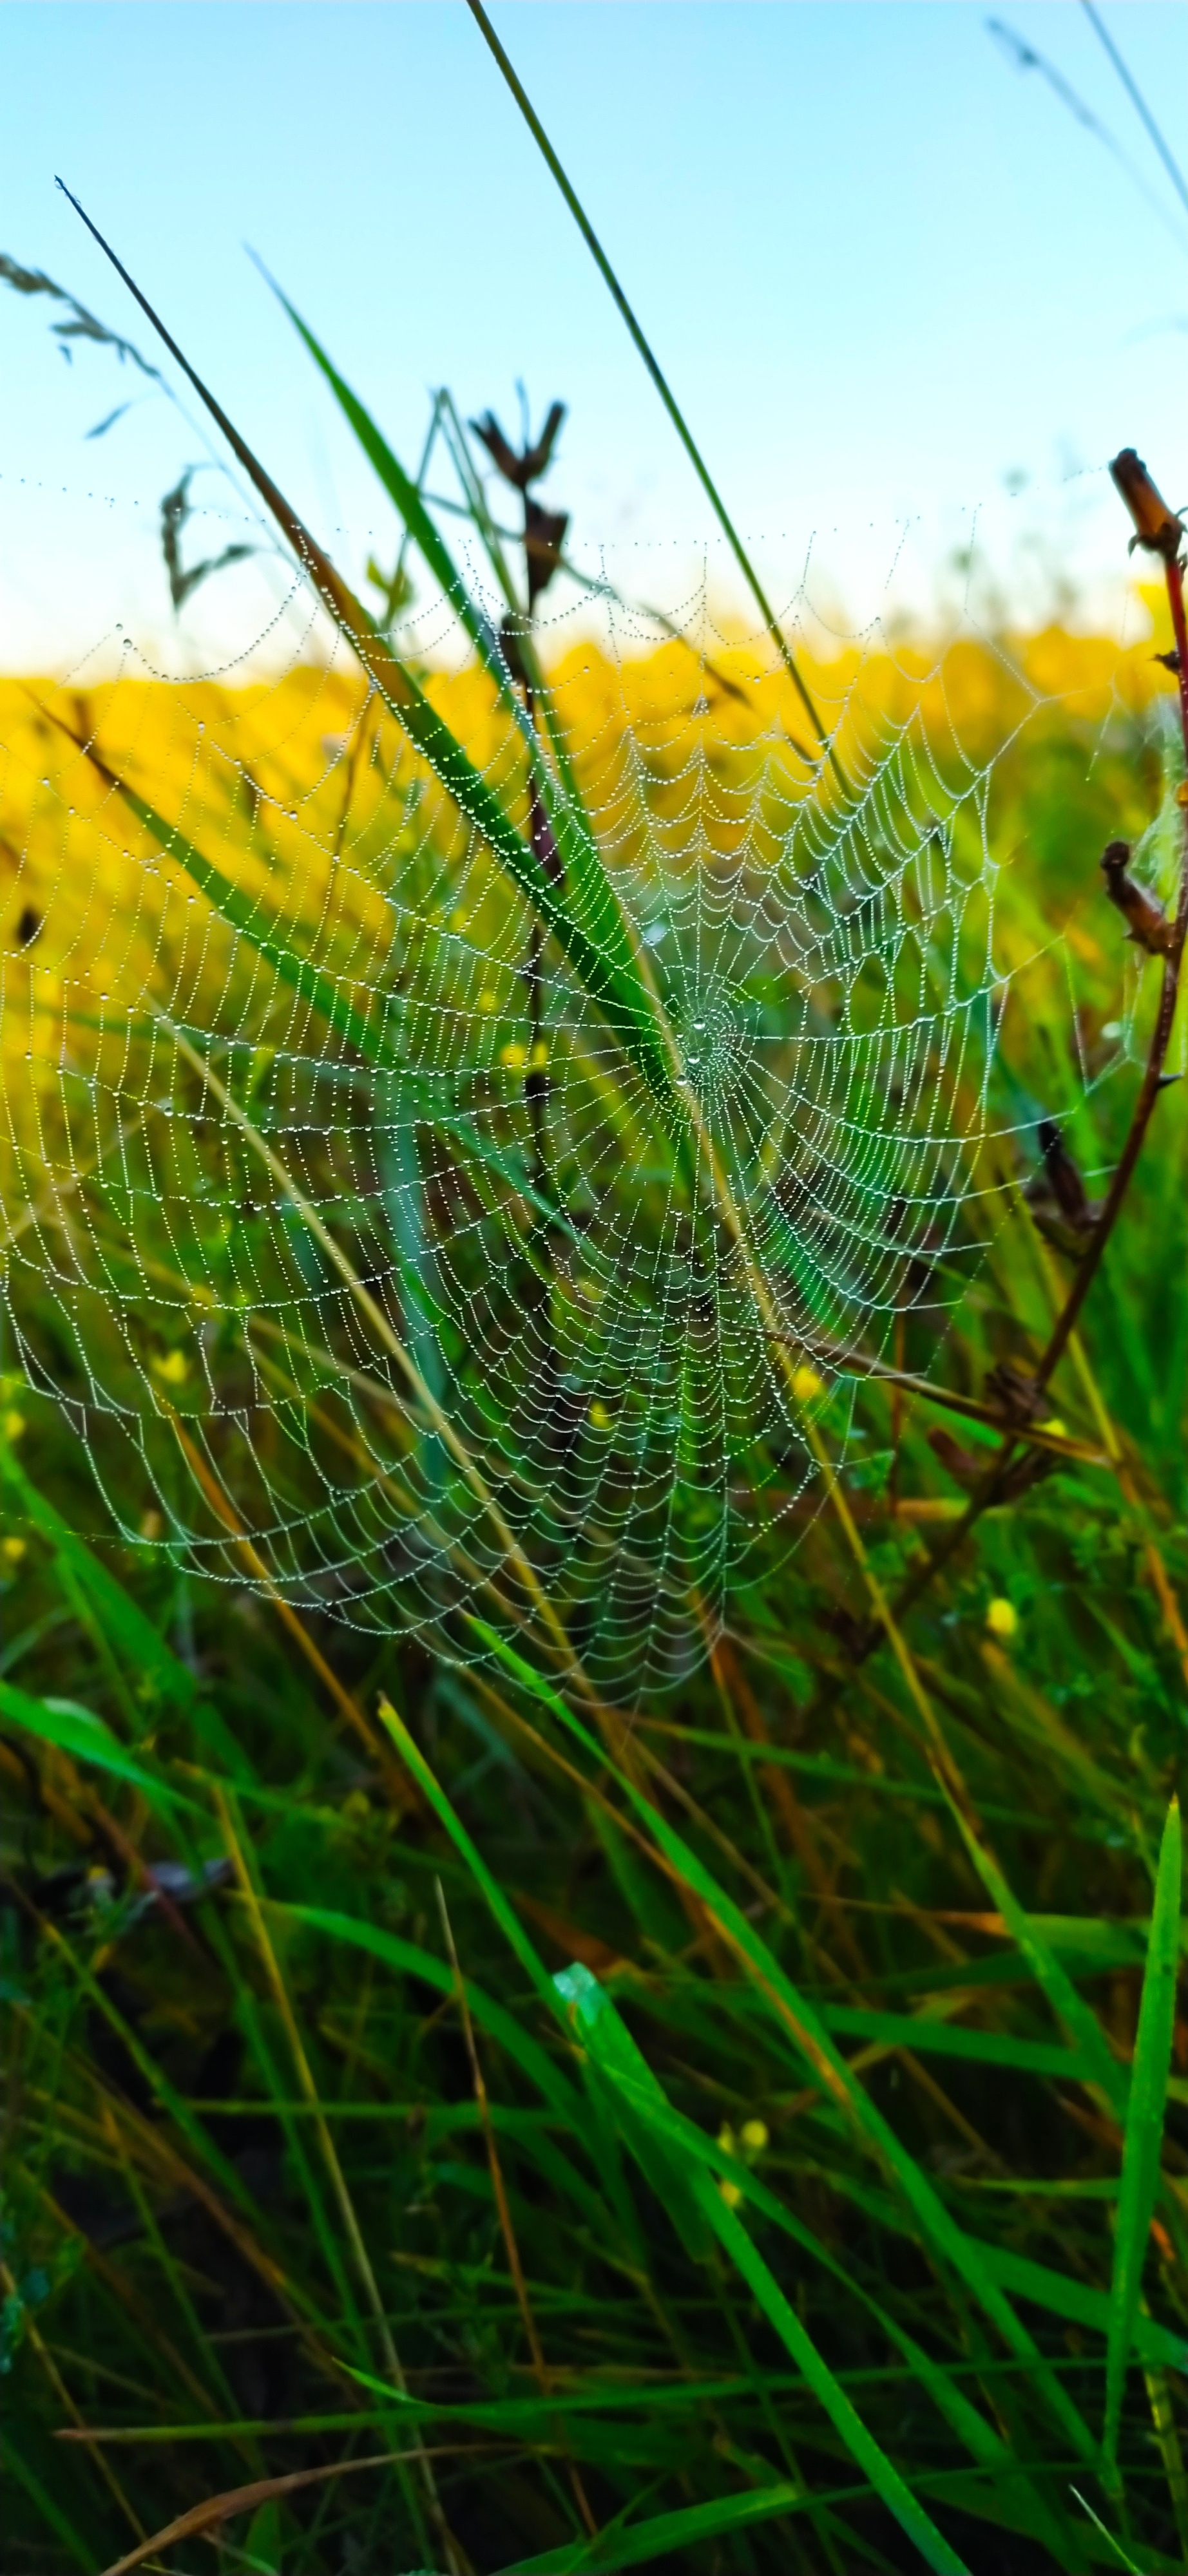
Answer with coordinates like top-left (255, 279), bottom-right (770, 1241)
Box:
top-left (740, 2118), bottom-right (769, 2155)
top-left (450, 907), bottom-right (468, 932)
top-left (530, 1040), bottom-right (549, 1070)
top-left (479, 989), bottom-right (498, 1013)
top-left (986, 1596), bottom-right (1019, 1643)
top-left (588, 1400), bottom-right (612, 1430)
top-left (3, 1410), bottom-right (26, 1443)
top-left (790, 1365), bottom-right (823, 1405)
top-left (151, 1349), bottom-right (189, 1386)
top-left (716, 2124), bottom-right (743, 2206)
top-left (2, 1535), bottom-right (26, 1564)
top-left (501, 1042), bottom-right (528, 1071)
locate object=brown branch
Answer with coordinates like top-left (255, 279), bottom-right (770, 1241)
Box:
top-left (856, 469), bottom-right (1188, 1657)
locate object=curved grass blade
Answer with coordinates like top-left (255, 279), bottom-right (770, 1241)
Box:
top-left (268, 1900), bottom-right (583, 2134)
top-left (950, 1806), bottom-right (1129, 2118)
top-left (55, 186), bottom-right (682, 1119)
top-left (376, 1683), bottom-right (1081, 2566)
top-left (557, 1973), bottom-right (1083, 2567)
top-left (269, 285), bottom-right (683, 1065)
top-left (39, 712), bottom-right (584, 1227)
top-left (1104, 1797), bottom-right (1182, 2478)
top-left (259, 273), bottom-right (513, 701)
top-left (0, 1443), bottom-right (253, 1784)
top-left (378, 1700), bottom-right (972, 2567)
top-left (0, 1678), bottom-right (200, 1817)
top-left (465, 1620), bottom-right (1100, 2472)
top-left (557, 1964), bottom-right (971, 2576)
top-left (0, 2427), bottom-right (95, 2574)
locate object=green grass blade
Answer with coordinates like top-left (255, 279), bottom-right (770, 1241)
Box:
top-left (555, 1970), bottom-right (1081, 2566)
top-left (0, 2428), bottom-right (97, 2573)
top-left (463, 0), bottom-right (843, 788)
top-left (270, 1899), bottom-right (582, 2132)
top-left (52, 196), bottom-right (684, 1115)
top-left (278, 293), bottom-right (688, 1111)
top-left (493, 2483), bottom-right (801, 2572)
top-left (1069, 2488), bottom-right (1145, 2574)
top-left (467, 1619), bottom-right (1100, 2470)
top-left (1, 1444), bottom-right (253, 1782)
top-left (376, 1695), bottom-right (562, 2016)
top-left (559, 1965), bottom-right (971, 2576)
top-left (265, 279), bottom-right (514, 701)
top-left (1104, 1797), bottom-right (1182, 2474)
top-left (0, 1677), bottom-right (200, 1816)
top-left (949, 1807), bottom-right (1129, 2117)
top-left (816, 2005), bottom-right (1104, 2081)
top-left (383, 1654), bottom-right (1079, 2562)
top-left (39, 724), bottom-right (597, 1233)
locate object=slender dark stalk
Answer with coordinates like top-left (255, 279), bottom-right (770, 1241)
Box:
top-left (841, 479), bottom-right (1188, 1665)
top-left (1022, 525), bottom-right (1187, 1392)
top-left (463, 0), bottom-right (848, 795)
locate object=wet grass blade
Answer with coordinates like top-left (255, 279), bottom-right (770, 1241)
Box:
top-left (1104, 1797), bottom-right (1182, 2477)
top-left (55, 188), bottom-right (682, 1119)
top-left (270, 287), bottom-right (685, 1084)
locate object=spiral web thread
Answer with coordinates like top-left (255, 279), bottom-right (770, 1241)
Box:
top-left (1, 472), bottom-right (1173, 1700)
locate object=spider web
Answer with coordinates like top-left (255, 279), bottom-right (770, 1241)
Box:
top-left (0, 460), bottom-right (1169, 1700)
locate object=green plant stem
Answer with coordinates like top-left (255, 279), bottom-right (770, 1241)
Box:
top-left (463, 0), bottom-right (847, 793)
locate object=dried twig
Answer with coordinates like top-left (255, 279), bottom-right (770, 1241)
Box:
top-left (841, 451), bottom-right (1188, 1664)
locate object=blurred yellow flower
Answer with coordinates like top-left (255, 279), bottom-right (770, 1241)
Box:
top-left (986, 1597), bottom-right (1019, 1642)
top-left (151, 1350), bottom-right (189, 1386)
top-left (740, 2119), bottom-right (769, 2154)
top-left (790, 1365), bottom-right (823, 1405)
top-left (501, 1041), bottom-right (528, 1071)
top-left (479, 989), bottom-right (498, 1013)
top-left (588, 1400), bottom-right (612, 1430)
top-left (3, 1410), bottom-right (26, 1442)
top-left (2, 1536), bottom-right (27, 1564)
top-left (716, 2123), bottom-right (743, 2205)
top-left (450, 907), bottom-right (468, 932)
top-left (530, 1040), bottom-right (548, 1070)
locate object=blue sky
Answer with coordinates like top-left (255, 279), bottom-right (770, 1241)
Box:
top-left (2, 2), bottom-right (1185, 668)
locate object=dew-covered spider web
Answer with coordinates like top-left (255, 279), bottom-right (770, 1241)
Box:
top-left (1, 452), bottom-right (1177, 1701)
